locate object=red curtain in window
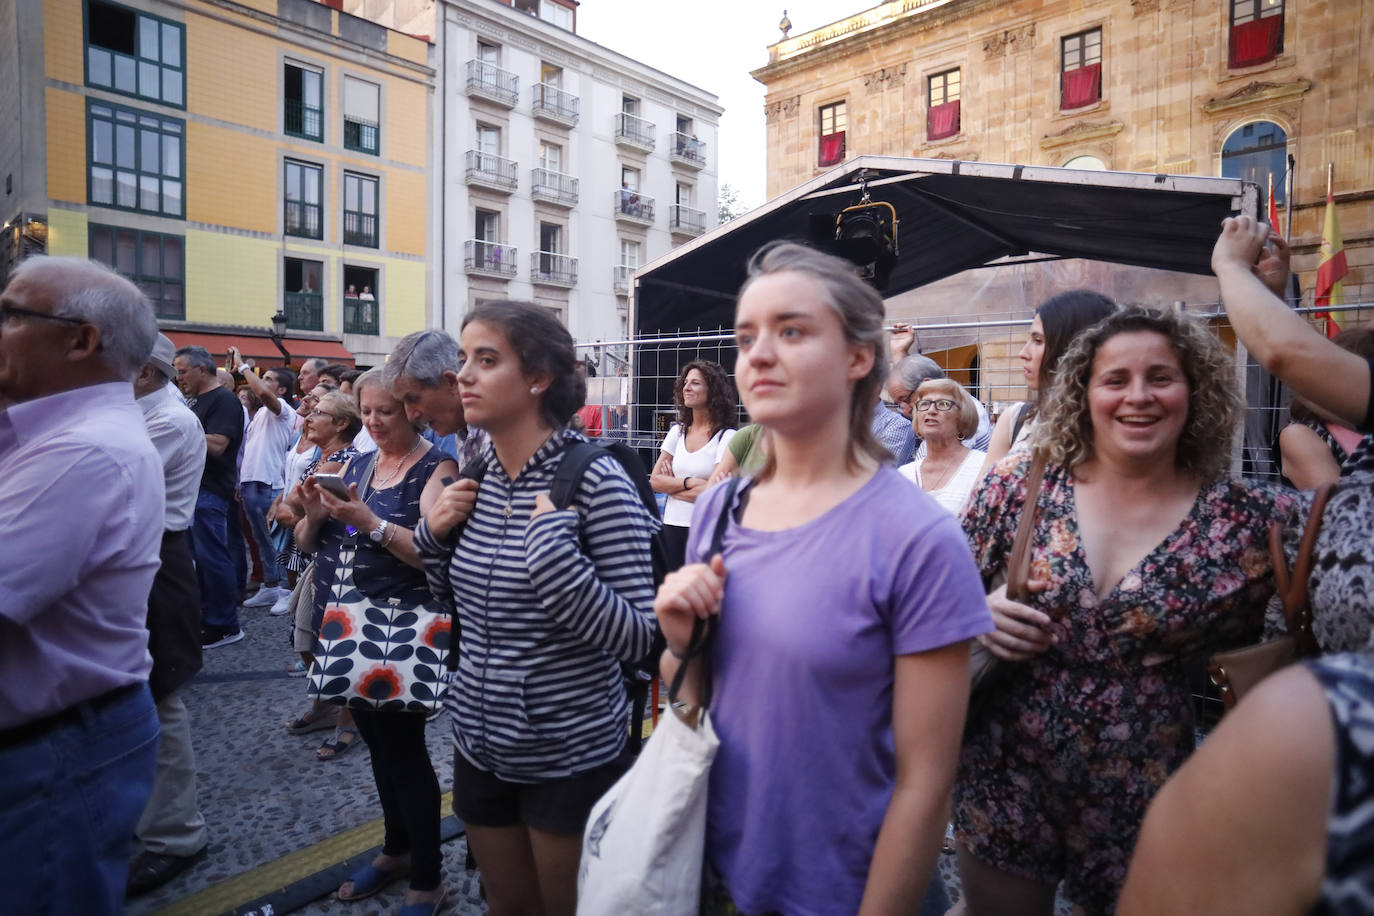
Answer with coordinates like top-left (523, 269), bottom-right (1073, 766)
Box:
top-left (1061, 62), bottom-right (1101, 110)
top-left (1229, 17), bottom-right (1282, 68)
top-left (927, 100), bottom-right (960, 141)
top-left (818, 131), bottom-right (846, 167)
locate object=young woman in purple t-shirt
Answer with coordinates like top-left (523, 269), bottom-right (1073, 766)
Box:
top-left (655, 242), bottom-right (992, 915)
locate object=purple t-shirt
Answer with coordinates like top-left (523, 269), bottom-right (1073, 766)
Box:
top-left (687, 466), bottom-right (991, 915)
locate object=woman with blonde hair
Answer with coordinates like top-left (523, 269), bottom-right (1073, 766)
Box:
top-left (898, 378), bottom-right (986, 514)
top-left (955, 305), bottom-right (1293, 915)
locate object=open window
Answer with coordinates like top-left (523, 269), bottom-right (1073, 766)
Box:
top-left (818, 101), bottom-right (846, 167)
top-left (1060, 28), bottom-right (1102, 110)
top-left (1229, 0), bottom-right (1284, 68)
top-left (927, 69), bottom-right (961, 141)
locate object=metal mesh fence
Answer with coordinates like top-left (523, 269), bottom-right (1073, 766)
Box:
top-left (575, 301), bottom-right (1373, 483)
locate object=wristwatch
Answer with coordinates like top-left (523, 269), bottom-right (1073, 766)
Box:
top-left (369, 520), bottom-right (389, 543)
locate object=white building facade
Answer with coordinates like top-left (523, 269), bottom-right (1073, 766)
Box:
top-left (431, 0), bottom-right (722, 346)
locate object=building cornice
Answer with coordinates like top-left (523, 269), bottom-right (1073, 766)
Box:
top-left (1039, 119), bottom-right (1125, 150)
top-left (1201, 77), bottom-right (1313, 115)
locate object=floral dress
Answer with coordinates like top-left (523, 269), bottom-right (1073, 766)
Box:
top-left (956, 454), bottom-right (1293, 912)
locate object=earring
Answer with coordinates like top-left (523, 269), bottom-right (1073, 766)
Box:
top-left (530, 387), bottom-right (540, 395)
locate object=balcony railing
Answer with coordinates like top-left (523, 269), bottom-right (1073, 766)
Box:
top-left (284, 199), bottom-right (322, 239)
top-left (669, 131), bottom-right (706, 167)
top-left (344, 117), bottom-right (379, 154)
top-left (464, 239), bottom-right (517, 277)
top-left (614, 112), bottom-right (656, 150)
top-left (466, 60), bottom-right (519, 107)
top-left (530, 251), bottom-right (577, 287)
top-left (530, 168), bottom-right (579, 207)
top-left (465, 150), bottom-right (518, 192)
top-left (343, 211), bottom-right (377, 247)
top-left (531, 83), bottom-right (579, 126)
top-left (612, 265), bottom-right (633, 295)
top-left (612, 189), bottom-right (655, 225)
top-left (285, 99), bottom-right (323, 141)
top-left (343, 295), bottom-right (379, 335)
top-left (669, 204), bottom-right (707, 236)
top-left (284, 291), bottom-right (323, 331)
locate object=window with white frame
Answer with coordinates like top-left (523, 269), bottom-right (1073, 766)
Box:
top-left (540, 141), bottom-right (562, 172)
top-left (343, 76), bottom-right (380, 154)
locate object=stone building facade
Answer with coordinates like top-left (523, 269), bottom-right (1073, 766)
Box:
top-left (752, 0), bottom-right (1372, 307)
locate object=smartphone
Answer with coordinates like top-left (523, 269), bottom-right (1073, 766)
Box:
top-left (313, 473), bottom-right (351, 501)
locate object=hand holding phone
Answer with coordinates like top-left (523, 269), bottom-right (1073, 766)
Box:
top-left (313, 473), bottom-right (352, 501)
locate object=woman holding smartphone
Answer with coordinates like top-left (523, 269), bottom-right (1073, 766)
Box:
top-left (655, 243), bottom-right (992, 915)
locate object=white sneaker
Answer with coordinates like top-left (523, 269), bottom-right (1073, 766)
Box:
top-left (269, 591), bottom-right (292, 616)
top-left (243, 586), bottom-right (282, 608)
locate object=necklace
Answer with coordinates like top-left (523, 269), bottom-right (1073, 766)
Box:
top-left (373, 436), bottom-right (423, 487)
top-left (920, 451), bottom-right (963, 492)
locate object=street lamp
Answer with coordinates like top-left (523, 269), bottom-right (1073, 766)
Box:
top-left (269, 311), bottom-right (291, 364)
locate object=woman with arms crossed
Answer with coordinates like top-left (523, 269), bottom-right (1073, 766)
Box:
top-left (656, 242), bottom-right (992, 915)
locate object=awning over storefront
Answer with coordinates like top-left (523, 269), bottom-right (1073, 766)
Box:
top-left (162, 329), bottom-right (355, 368)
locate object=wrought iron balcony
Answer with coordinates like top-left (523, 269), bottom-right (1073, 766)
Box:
top-left (669, 204), bottom-right (707, 237)
top-left (530, 168), bottom-right (578, 208)
top-left (466, 60), bottom-right (519, 108)
top-left (343, 295), bottom-right (379, 335)
top-left (284, 199), bottom-right (322, 239)
top-left (612, 190), bottom-right (655, 225)
top-left (284, 291), bottom-right (323, 331)
top-left (343, 211), bottom-right (378, 248)
top-left (285, 99), bottom-right (322, 141)
top-left (614, 112), bottom-right (656, 151)
top-left (465, 150), bottom-right (518, 193)
top-left (464, 239), bottom-right (517, 278)
top-left (613, 265), bottom-right (633, 295)
top-left (669, 132), bottom-right (706, 168)
top-left (530, 251), bottom-right (578, 287)
top-left (531, 83), bottom-right (579, 126)
top-left (344, 117), bottom-right (379, 154)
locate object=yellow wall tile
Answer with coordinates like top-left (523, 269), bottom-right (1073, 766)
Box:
top-left (186, 9), bottom-right (277, 133)
top-left (383, 260), bottom-right (426, 336)
top-left (186, 122), bottom-right (276, 232)
top-left (384, 170), bottom-right (425, 257)
top-left (44, 0), bottom-right (84, 85)
top-left (45, 208), bottom-right (89, 257)
top-left (185, 230), bottom-right (280, 325)
top-left (45, 89), bottom-right (87, 205)
top-left (384, 82), bottom-right (429, 167)
top-left (388, 31), bottom-right (430, 67)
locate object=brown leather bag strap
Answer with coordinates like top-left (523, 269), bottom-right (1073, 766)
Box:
top-left (1007, 452), bottom-right (1048, 603)
top-left (1269, 482), bottom-right (1336, 656)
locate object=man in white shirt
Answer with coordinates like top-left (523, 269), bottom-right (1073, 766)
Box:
top-left (230, 348), bottom-right (297, 614)
top-left (127, 334), bottom-right (209, 895)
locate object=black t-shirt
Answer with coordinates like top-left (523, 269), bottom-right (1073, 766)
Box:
top-left (187, 386), bottom-right (244, 500)
top-left (1364, 357), bottom-right (1374, 434)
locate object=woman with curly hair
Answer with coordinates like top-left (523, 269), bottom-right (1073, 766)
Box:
top-left (955, 305), bottom-right (1295, 915)
top-left (650, 358), bottom-right (738, 569)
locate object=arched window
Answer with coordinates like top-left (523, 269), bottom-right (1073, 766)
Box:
top-left (1221, 121), bottom-right (1287, 205)
top-left (1063, 155), bottom-right (1107, 170)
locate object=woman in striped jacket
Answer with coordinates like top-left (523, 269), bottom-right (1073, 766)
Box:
top-left (413, 301), bottom-right (658, 916)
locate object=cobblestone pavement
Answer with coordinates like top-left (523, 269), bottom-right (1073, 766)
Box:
top-left (124, 597), bottom-right (1067, 916)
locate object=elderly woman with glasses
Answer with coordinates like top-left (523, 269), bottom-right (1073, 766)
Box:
top-left (898, 379), bottom-right (986, 515)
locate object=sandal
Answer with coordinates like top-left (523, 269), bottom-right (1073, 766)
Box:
top-left (397, 887), bottom-right (447, 915)
top-left (336, 861), bottom-right (410, 901)
top-left (285, 708), bottom-right (338, 735)
top-left (317, 726), bottom-right (361, 760)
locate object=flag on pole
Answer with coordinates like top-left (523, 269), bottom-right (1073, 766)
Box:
top-left (1267, 173), bottom-right (1280, 230)
top-left (1315, 163), bottom-right (1348, 339)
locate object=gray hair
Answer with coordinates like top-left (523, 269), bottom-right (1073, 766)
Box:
top-left (382, 329), bottom-right (460, 389)
top-left (893, 354), bottom-right (945, 391)
top-left (352, 367), bottom-right (390, 400)
top-left (175, 345), bottom-right (216, 373)
top-left (303, 357), bottom-right (328, 373)
top-left (12, 256), bottom-right (157, 379)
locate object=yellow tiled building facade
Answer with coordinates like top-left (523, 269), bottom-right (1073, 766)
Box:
top-left (6, 0), bottom-right (434, 364)
top-left (753, 0), bottom-right (1372, 303)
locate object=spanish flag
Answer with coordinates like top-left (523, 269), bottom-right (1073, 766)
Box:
top-left (1315, 163), bottom-right (1348, 339)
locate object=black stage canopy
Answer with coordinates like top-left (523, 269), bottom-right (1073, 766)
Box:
top-left (632, 156), bottom-right (1259, 335)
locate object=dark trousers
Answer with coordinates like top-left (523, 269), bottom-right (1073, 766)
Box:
top-left (351, 709), bottom-right (441, 891)
top-left (660, 523), bottom-right (690, 573)
top-left (190, 491), bottom-right (240, 631)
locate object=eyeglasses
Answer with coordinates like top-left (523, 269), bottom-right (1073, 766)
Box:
top-left (0, 303), bottom-right (88, 326)
top-left (308, 409), bottom-right (340, 420)
top-left (915, 398), bottom-right (957, 412)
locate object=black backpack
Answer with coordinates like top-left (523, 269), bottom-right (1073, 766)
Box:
top-left (457, 439), bottom-right (668, 753)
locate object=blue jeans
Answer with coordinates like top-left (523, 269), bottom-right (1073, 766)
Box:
top-left (241, 481), bottom-right (284, 586)
top-left (0, 683), bottom-right (159, 915)
top-left (191, 490), bottom-right (240, 630)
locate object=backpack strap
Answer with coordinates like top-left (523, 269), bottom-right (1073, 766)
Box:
top-left (549, 441), bottom-right (605, 510)
top-left (1270, 481), bottom-right (1336, 657)
top-left (667, 476), bottom-right (740, 713)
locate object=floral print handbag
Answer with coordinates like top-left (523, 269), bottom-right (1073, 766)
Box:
top-left (308, 542), bottom-right (454, 713)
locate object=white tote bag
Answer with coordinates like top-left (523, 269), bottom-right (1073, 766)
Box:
top-left (576, 705), bottom-right (720, 915)
top-left (577, 478), bottom-right (738, 916)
